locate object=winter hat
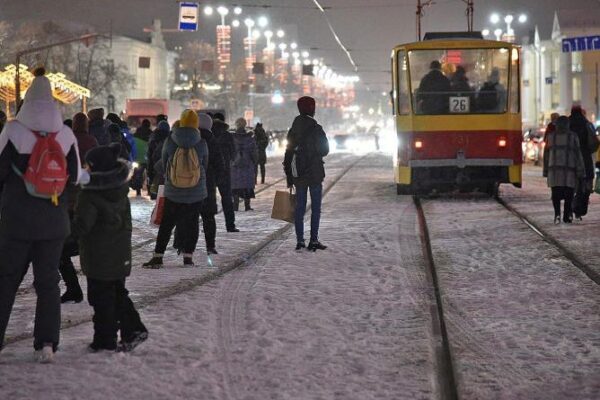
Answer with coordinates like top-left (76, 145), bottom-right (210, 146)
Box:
top-left (72, 112), bottom-right (89, 134)
top-left (16, 67), bottom-right (63, 132)
top-left (198, 113), bottom-right (213, 131)
top-left (235, 117), bottom-right (247, 130)
top-left (297, 96), bottom-right (316, 116)
top-left (63, 119), bottom-right (73, 129)
top-left (106, 113), bottom-right (121, 124)
top-left (180, 109), bottom-right (199, 129)
top-left (157, 120), bottom-right (170, 134)
top-left (88, 108), bottom-right (104, 121)
top-left (85, 143), bottom-right (122, 172)
top-left (213, 112), bottom-right (225, 122)
top-left (556, 116), bottom-right (570, 130)
top-left (107, 123), bottom-right (122, 143)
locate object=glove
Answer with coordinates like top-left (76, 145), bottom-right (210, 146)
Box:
top-left (286, 177), bottom-right (294, 188)
top-left (78, 170), bottom-right (91, 186)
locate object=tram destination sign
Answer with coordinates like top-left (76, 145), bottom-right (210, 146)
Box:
top-left (179, 2), bottom-right (199, 32)
top-left (562, 35), bottom-right (600, 53)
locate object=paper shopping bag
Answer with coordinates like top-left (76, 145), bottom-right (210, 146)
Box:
top-left (271, 190), bottom-right (296, 223)
top-left (150, 185), bottom-right (165, 226)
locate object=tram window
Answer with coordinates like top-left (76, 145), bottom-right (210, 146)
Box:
top-left (409, 48), bottom-right (510, 115)
top-left (397, 51), bottom-right (410, 115)
top-left (509, 48), bottom-right (520, 113)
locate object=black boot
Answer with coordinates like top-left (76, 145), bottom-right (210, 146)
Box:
top-left (244, 198), bottom-right (253, 211)
top-left (59, 257), bottom-right (83, 303)
top-left (233, 195), bottom-right (240, 211)
top-left (142, 255), bottom-right (163, 269)
top-left (307, 241), bottom-right (327, 251)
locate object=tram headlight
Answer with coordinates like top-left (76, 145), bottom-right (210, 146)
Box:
top-left (414, 140), bottom-right (423, 150)
top-left (498, 138), bottom-right (507, 148)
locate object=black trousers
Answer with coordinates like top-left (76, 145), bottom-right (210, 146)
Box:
top-left (174, 211), bottom-right (217, 251)
top-left (551, 186), bottom-right (574, 218)
top-left (217, 176), bottom-right (236, 230)
top-left (155, 199), bottom-right (202, 254)
top-left (255, 162), bottom-right (266, 184)
top-left (87, 278), bottom-right (146, 346)
top-left (0, 238), bottom-right (63, 350)
top-left (59, 254), bottom-right (82, 294)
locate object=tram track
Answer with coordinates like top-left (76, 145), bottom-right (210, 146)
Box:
top-left (5, 155), bottom-right (365, 347)
top-left (413, 196), bottom-right (459, 400)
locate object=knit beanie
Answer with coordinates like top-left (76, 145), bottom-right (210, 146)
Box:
top-left (198, 113), bottom-right (213, 131)
top-left (297, 96), bottom-right (316, 116)
top-left (15, 67), bottom-right (63, 132)
top-left (180, 109), bottom-right (199, 129)
top-left (157, 120), bottom-right (170, 134)
top-left (107, 123), bottom-right (122, 143)
top-left (72, 112), bottom-right (89, 134)
top-left (85, 143), bottom-right (121, 172)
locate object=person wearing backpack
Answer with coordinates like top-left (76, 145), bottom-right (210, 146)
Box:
top-left (283, 96), bottom-right (330, 252)
top-left (231, 118), bottom-right (258, 211)
top-left (0, 67), bottom-right (81, 363)
top-left (143, 110), bottom-right (208, 268)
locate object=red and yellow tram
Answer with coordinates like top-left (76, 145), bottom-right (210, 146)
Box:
top-left (391, 32), bottom-right (522, 195)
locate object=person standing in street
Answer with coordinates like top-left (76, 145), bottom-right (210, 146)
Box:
top-left (143, 110), bottom-right (208, 268)
top-left (0, 68), bottom-right (81, 362)
top-left (254, 122), bottom-right (269, 184)
top-left (284, 96), bottom-right (330, 251)
top-left (231, 118), bottom-right (257, 211)
top-left (146, 120), bottom-right (171, 199)
top-left (212, 113), bottom-right (238, 232)
top-left (543, 116), bottom-right (585, 224)
top-left (569, 106), bottom-right (600, 219)
top-left (87, 108), bottom-right (110, 146)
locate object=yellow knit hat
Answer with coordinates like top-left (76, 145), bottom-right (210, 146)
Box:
top-left (179, 109), bottom-right (199, 129)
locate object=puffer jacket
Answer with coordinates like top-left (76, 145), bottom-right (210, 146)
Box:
top-left (543, 127), bottom-right (585, 188)
top-left (231, 129), bottom-right (257, 190)
top-left (200, 128), bottom-right (224, 214)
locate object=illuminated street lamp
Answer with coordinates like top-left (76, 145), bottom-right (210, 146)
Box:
top-left (301, 51), bottom-right (309, 59)
top-left (232, 19), bottom-right (240, 28)
top-left (482, 29), bottom-right (490, 37)
top-left (490, 13), bottom-right (500, 24)
top-left (217, 6), bottom-right (229, 25)
top-left (204, 6), bottom-right (213, 16)
top-left (233, 6), bottom-right (242, 15)
top-left (494, 28), bottom-right (503, 41)
top-left (258, 16), bottom-right (269, 28)
top-left (276, 29), bottom-right (285, 38)
top-left (489, 12), bottom-right (527, 42)
top-left (290, 42), bottom-right (298, 50)
top-left (264, 30), bottom-right (274, 48)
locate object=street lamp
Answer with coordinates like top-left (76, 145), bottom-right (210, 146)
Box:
top-left (494, 28), bottom-right (503, 41)
top-left (264, 30), bottom-right (273, 48)
top-left (276, 29), bottom-right (285, 38)
top-left (258, 16), bottom-right (269, 28)
top-left (301, 50), bottom-right (310, 59)
top-left (204, 6), bottom-right (213, 16)
top-left (217, 6), bottom-right (229, 26)
top-left (252, 29), bottom-right (261, 40)
top-left (290, 42), bottom-right (298, 50)
top-left (518, 14), bottom-right (527, 23)
top-left (482, 28), bottom-right (490, 37)
top-left (233, 6), bottom-right (242, 15)
top-left (490, 13), bottom-right (500, 24)
top-left (232, 19), bottom-right (240, 28)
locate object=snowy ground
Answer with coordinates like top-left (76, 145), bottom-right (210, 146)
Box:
top-left (2, 157), bottom-right (600, 400)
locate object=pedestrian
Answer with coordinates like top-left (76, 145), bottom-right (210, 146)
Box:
top-left (146, 120), bottom-right (171, 199)
top-left (543, 112), bottom-right (560, 143)
top-left (108, 123), bottom-right (131, 160)
top-left (136, 119), bottom-right (153, 143)
top-left (0, 67), bottom-right (81, 363)
top-left (131, 120), bottom-right (149, 196)
top-left (143, 110), bottom-right (208, 268)
top-left (543, 116), bottom-right (585, 224)
top-left (71, 143), bottom-right (148, 352)
top-left (212, 113), bottom-right (238, 232)
top-left (569, 105), bottom-right (600, 219)
top-left (59, 112), bottom-right (99, 304)
top-left (254, 122), bottom-right (269, 184)
top-left (88, 108), bottom-right (110, 145)
top-left (231, 118), bottom-right (257, 211)
top-left (283, 96), bottom-right (330, 251)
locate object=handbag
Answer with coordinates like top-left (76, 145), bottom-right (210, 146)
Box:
top-left (150, 185), bottom-right (166, 226)
top-left (271, 188), bottom-right (296, 223)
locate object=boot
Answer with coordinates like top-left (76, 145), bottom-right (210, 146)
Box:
top-left (307, 241), bottom-right (327, 251)
top-left (233, 195), bottom-right (240, 211)
top-left (244, 198), bottom-right (253, 211)
top-left (61, 288), bottom-right (83, 304)
top-left (142, 255), bottom-right (163, 269)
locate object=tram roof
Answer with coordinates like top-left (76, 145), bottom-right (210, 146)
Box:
top-left (393, 39), bottom-right (519, 52)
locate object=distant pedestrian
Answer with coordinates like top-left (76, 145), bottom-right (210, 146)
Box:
top-left (131, 120), bottom-right (149, 196)
top-left (0, 68), bottom-right (81, 363)
top-left (212, 113), bottom-right (238, 232)
top-left (231, 118), bottom-right (257, 211)
top-left (543, 116), bottom-right (585, 224)
top-left (143, 110), bottom-right (208, 268)
top-left (88, 108), bottom-right (110, 145)
top-left (108, 123), bottom-right (131, 161)
top-left (146, 120), bottom-right (171, 199)
top-left (543, 113), bottom-right (560, 143)
top-left (254, 122), bottom-right (269, 184)
top-left (59, 112), bottom-right (98, 304)
top-left (71, 143), bottom-right (148, 352)
top-left (136, 119), bottom-right (153, 142)
top-left (283, 96), bottom-right (330, 251)
top-left (569, 106), bottom-right (600, 219)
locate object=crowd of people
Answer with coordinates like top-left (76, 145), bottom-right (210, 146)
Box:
top-left (543, 106), bottom-right (600, 224)
top-left (0, 66), bottom-right (330, 363)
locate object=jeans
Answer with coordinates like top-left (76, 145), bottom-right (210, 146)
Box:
top-left (155, 199), bottom-right (202, 254)
top-left (294, 183), bottom-right (323, 243)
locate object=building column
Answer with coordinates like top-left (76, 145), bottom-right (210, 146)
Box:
top-left (559, 50), bottom-right (573, 113)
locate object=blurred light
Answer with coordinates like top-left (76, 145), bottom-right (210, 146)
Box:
top-left (244, 18), bottom-right (255, 28)
top-left (490, 13), bottom-right (500, 24)
top-left (264, 30), bottom-right (273, 39)
top-left (252, 29), bottom-right (261, 39)
top-left (312, 58), bottom-right (320, 65)
top-left (217, 6), bottom-right (229, 16)
top-left (278, 43), bottom-right (287, 50)
top-left (414, 140), bottom-right (423, 149)
top-left (381, 91), bottom-right (387, 96)
top-left (132, 162), bottom-right (139, 169)
top-left (233, 6), bottom-right (242, 15)
top-left (290, 42), bottom-right (298, 50)
top-left (498, 138), bottom-right (507, 148)
top-left (276, 29), bottom-right (285, 38)
top-left (271, 91), bottom-right (284, 104)
top-left (303, 59), bottom-right (311, 66)
top-left (292, 51), bottom-right (300, 59)
top-left (258, 16), bottom-right (269, 28)
top-left (204, 6), bottom-right (214, 16)
top-left (232, 19), bottom-right (240, 28)
top-left (494, 28), bottom-right (503, 39)
top-left (482, 28), bottom-right (490, 37)
top-left (518, 14), bottom-right (527, 23)
top-left (504, 14), bottom-right (514, 24)
top-left (301, 51), bottom-right (309, 58)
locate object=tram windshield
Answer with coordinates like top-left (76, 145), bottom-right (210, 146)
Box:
top-left (408, 48), bottom-right (510, 115)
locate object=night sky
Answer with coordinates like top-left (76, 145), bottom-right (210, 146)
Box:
top-left (0, 0), bottom-right (595, 97)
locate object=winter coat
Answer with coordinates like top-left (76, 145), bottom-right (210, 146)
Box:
top-left (147, 125), bottom-right (170, 182)
top-left (569, 113), bottom-right (600, 179)
top-left (254, 125), bottom-right (269, 164)
top-left (212, 119), bottom-right (235, 169)
top-left (0, 107), bottom-right (80, 241)
top-left (230, 129), bottom-right (257, 190)
top-left (71, 162), bottom-right (132, 281)
top-left (283, 115), bottom-right (330, 187)
top-left (417, 69), bottom-right (451, 114)
top-left (122, 126), bottom-right (136, 162)
top-left (162, 126), bottom-right (208, 204)
top-left (200, 128), bottom-right (224, 215)
top-left (543, 127), bottom-right (585, 188)
top-left (89, 118), bottom-right (110, 146)
top-left (135, 122), bottom-right (153, 142)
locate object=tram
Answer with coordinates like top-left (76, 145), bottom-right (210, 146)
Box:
top-left (391, 32), bottom-right (522, 195)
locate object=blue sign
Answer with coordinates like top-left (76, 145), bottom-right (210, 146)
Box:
top-left (179, 2), bottom-right (199, 32)
top-left (562, 35), bottom-right (600, 53)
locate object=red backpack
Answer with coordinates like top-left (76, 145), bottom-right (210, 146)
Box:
top-left (17, 131), bottom-right (68, 206)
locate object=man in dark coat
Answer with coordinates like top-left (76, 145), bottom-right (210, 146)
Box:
top-left (0, 69), bottom-right (81, 362)
top-left (569, 106), bottom-right (600, 219)
top-left (88, 108), bottom-right (110, 146)
top-left (417, 60), bottom-right (451, 114)
top-left (146, 120), bottom-right (171, 199)
top-left (283, 96), bottom-right (329, 252)
top-left (254, 122), bottom-right (269, 184)
top-left (212, 113), bottom-right (238, 232)
top-left (71, 144), bottom-right (147, 352)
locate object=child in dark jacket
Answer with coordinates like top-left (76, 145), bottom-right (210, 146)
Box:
top-left (71, 143), bottom-right (148, 352)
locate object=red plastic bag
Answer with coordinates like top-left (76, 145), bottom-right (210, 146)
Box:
top-left (150, 185), bottom-right (165, 226)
